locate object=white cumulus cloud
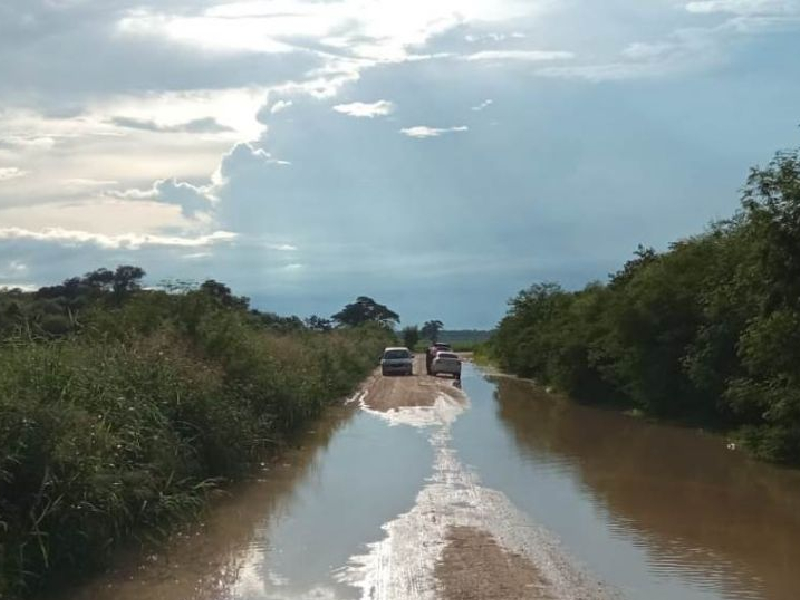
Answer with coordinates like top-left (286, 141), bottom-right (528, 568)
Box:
top-left (61, 179), bottom-right (119, 187)
top-left (399, 126), bottom-right (468, 138)
top-left (109, 179), bottom-right (215, 220)
top-left (270, 100), bottom-right (293, 114)
top-left (0, 227), bottom-right (237, 250)
top-left (685, 0), bottom-right (791, 13)
top-left (333, 100), bottom-right (396, 118)
top-left (466, 50), bottom-right (575, 61)
top-left (622, 42), bottom-right (676, 60)
top-left (471, 99), bottom-right (494, 111)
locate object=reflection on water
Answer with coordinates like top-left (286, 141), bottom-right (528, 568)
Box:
top-left (61, 403), bottom-right (434, 600)
top-left (233, 409), bottom-right (433, 600)
top-left (454, 372), bottom-right (800, 600)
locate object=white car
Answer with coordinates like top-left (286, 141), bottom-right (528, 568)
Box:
top-left (381, 347), bottom-right (414, 376)
top-left (431, 352), bottom-right (461, 379)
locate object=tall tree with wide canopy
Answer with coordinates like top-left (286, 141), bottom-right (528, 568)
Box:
top-left (421, 320), bottom-right (444, 343)
top-left (331, 296), bottom-right (399, 328)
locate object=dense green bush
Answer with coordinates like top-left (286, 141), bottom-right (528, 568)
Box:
top-left (491, 146), bottom-right (800, 463)
top-left (0, 279), bottom-right (392, 597)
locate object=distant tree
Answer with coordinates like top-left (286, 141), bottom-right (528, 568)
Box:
top-left (402, 326), bottom-right (419, 350)
top-left (157, 279), bottom-right (197, 294)
top-left (253, 310), bottom-right (305, 333)
top-left (199, 279), bottom-right (249, 309)
top-left (111, 266), bottom-right (146, 303)
top-left (331, 296), bottom-right (399, 328)
top-left (266, 315), bottom-right (304, 333)
top-left (306, 315), bottom-right (332, 331)
top-left (84, 267), bottom-right (116, 291)
top-left (62, 277), bottom-right (86, 298)
top-left (421, 320), bottom-right (444, 343)
top-left (36, 266), bottom-right (145, 305)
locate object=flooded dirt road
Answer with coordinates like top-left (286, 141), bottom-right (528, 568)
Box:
top-left (62, 358), bottom-right (800, 600)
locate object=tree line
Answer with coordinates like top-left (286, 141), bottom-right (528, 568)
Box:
top-left (401, 320), bottom-right (445, 350)
top-left (490, 145), bottom-right (800, 464)
top-left (0, 270), bottom-right (399, 339)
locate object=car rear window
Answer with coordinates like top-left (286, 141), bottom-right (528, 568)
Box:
top-left (437, 353), bottom-right (458, 359)
top-left (384, 349), bottom-right (410, 359)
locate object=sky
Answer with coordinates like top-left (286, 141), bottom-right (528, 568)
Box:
top-left (1, 0), bottom-right (799, 328)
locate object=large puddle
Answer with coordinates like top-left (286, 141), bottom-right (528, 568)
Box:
top-left (60, 365), bottom-right (800, 600)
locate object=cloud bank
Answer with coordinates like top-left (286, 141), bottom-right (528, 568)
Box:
top-left (1, 0), bottom-right (799, 326)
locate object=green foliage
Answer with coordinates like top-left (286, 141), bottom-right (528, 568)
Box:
top-left (436, 329), bottom-right (492, 345)
top-left (198, 279), bottom-right (249, 310)
top-left (421, 320), bottom-right (444, 343)
top-left (306, 315), bottom-right (332, 331)
top-left (0, 274), bottom-right (392, 598)
top-left (331, 296), bottom-right (399, 328)
top-left (470, 342), bottom-right (496, 366)
top-left (444, 341), bottom-right (481, 352)
top-left (491, 145), bottom-right (800, 464)
top-left (402, 326), bottom-right (419, 350)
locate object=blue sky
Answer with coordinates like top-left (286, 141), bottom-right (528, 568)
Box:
top-left (1, 0), bottom-right (799, 327)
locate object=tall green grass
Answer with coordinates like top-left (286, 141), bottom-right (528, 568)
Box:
top-left (469, 343), bottom-right (497, 366)
top-left (0, 293), bottom-right (390, 598)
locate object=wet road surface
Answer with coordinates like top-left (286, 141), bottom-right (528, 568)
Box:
top-left (60, 357), bottom-right (800, 600)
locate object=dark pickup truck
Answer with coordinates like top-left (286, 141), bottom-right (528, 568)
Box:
top-left (425, 343), bottom-right (452, 375)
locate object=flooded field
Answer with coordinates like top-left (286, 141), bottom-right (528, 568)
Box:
top-left (60, 360), bottom-right (800, 600)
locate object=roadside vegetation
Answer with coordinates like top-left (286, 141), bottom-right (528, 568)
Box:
top-left (490, 145), bottom-right (800, 465)
top-left (421, 320), bottom-right (444, 344)
top-left (436, 329), bottom-right (492, 347)
top-left (470, 343), bottom-right (496, 366)
top-left (402, 325), bottom-right (420, 350)
top-left (0, 273), bottom-right (394, 598)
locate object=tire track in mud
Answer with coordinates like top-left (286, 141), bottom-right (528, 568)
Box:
top-left (339, 358), bottom-right (618, 600)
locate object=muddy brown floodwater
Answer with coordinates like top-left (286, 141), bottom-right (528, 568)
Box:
top-left (58, 357), bottom-right (800, 600)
